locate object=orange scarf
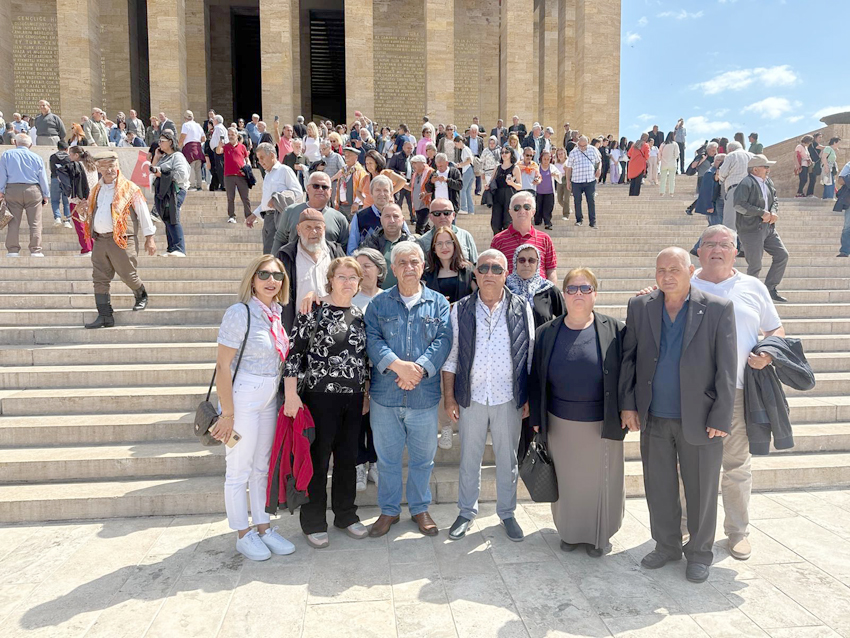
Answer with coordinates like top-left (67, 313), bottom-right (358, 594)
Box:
top-left (519, 160), bottom-right (539, 175)
top-left (84, 171), bottom-right (140, 249)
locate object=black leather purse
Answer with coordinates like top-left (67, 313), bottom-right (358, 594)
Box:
top-left (194, 303), bottom-right (250, 446)
top-left (519, 433), bottom-right (559, 503)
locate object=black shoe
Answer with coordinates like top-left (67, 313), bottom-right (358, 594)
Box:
top-left (838, 253), bottom-right (849, 258)
top-left (132, 285), bottom-right (148, 311)
top-left (448, 516), bottom-right (471, 541)
top-left (686, 562), bottom-right (710, 583)
top-left (575, 221), bottom-right (583, 226)
top-left (544, 224), bottom-right (553, 230)
top-left (500, 517), bottom-right (524, 542)
top-left (769, 288), bottom-right (788, 303)
top-left (690, 248), bottom-right (699, 257)
top-left (85, 294), bottom-right (115, 329)
top-left (589, 224), bottom-right (598, 229)
top-left (641, 550), bottom-right (681, 570)
top-left (586, 543), bottom-right (610, 558)
top-left (685, 207), bottom-right (693, 216)
top-left (560, 540), bottom-right (580, 552)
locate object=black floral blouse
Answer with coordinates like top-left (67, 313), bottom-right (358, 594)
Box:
top-left (283, 303), bottom-right (368, 394)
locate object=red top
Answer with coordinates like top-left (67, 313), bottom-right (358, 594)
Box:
top-left (627, 143), bottom-right (650, 179)
top-left (223, 142), bottom-right (249, 176)
top-left (491, 224), bottom-right (557, 277)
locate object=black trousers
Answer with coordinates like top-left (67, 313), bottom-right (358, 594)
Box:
top-left (357, 411), bottom-right (378, 465)
top-left (629, 174), bottom-right (643, 196)
top-left (415, 207), bottom-right (431, 235)
top-left (397, 189), bottom-right (414, 221)
top-left (300, 392), bottom-right (363, 534)
top-left (619, 161), bottom-right (627, 184)
top-left (641, 415), bottom-right (723, 566)
top-left (797, 168), bottom-right (810, 195)
top-left (213, 153), bottom-right (225, 191)
top-left (806, 168), bottom-right (820, 197)
top-left (677, 142), bottom-right (686, 173)
top-left (491, 188), bottom-right (512, 235)
top-left (572, 181), bottom-right (596, 225)
top-left (534, 192), bottom-right (555, 226)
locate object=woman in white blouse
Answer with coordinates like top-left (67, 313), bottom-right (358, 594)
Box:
top-left (211, 255), bottom-right (295, 562)
top-left (303, 122), bottom-right (322, 163)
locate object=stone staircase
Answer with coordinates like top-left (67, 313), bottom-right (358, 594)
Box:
top-left (1, 183), bottom-right (849, 523)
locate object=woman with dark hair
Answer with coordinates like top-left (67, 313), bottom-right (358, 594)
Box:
top-left (490, 146), bottom-right (522, 234)
top-left (795, 135), bottom-right (814, 197)
top-left (150, 129), bottom-right (190, 256)
top-left (66, 146), bottom-right (98, 255)
top-left (734, 132), bottom-right (746, 150)
top-left (718, 137), bottom-right (728, 154)
top-left (822, 137), bottom-right (840, 200)
top-left (221, 127), bottom-right (252, 223)
top-left (423, 226), bottom-right (476, 304)
top-left (359, 149), bottom-right (406, 208)
top-left (627, 134), bottom-right (649, 196)
top-left (535, 149), bottom-right (560, 229)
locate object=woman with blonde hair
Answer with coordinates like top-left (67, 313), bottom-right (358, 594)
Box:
top-left (304, 121), bottom-right (321, 163)
top-left (507, 133), bottom-right (521, 162)
top-left (211, 255), bottom-right (295, 561)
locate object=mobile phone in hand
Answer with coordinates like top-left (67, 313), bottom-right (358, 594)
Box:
top-left (274, 115), bottom-right (279, 122)
top-left (225, 431), bottom-right (242, 448)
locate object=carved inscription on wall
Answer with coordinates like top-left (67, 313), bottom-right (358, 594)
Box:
top-left (373, 36), bottom-right (425, 127)
top-left (453, 38), bottom-right (479, 127)
top-left (12, 15), bottom-right (60, 115)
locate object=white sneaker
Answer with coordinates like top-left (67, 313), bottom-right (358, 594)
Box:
top-left (63, 220), bottom-right (72, 229)
top-left (227, 218), bottom-right (237, 224)
top-left (7, 253), bottom-right (19, 258)
top-left (367, 463), bottom-right (378, 485)
top-left (346, 522), bottom-right (369, 539)
top-left (355, 463), bottom-right (368, 492)
top-left (259, 526), bottom-right (296, 555)
top-left (438, 425), bottom-right (454, 450)
top-left (304, 532), bottom-right (329, 549)
top-left (167, 251), bottom-right (186, 257)
top-left (30, 252), bottom-right (44, 258)
top-left (235, 529), bottom-right (272, 561)
top-left (53, 218), bottom-right (63, 226)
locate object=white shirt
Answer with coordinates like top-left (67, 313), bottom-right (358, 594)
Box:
top-left (180, 121), bottom-right (204, 144)
top-left (92, 182), bottom-right (156, 237)
top-left (718, 149), bottom-right (754, 188)
top-left (434, 169), bottom-right (450, 200)
top-left (400, 289), bottom-right (422, 309)
top-left (210, 123), bottom-right (228, 150)
top-left (253, 161), bottom-right (303, 215)
top-left (295, 242), bottom-right (331, 310)
top-left (458, 145), bottom-right (474, 174)
top-left (442, 293), bottom-right (535, 406)
top-left (691, 269), bottom-right (782, 389)
top-left (752, 174), bottom-right (770, 207)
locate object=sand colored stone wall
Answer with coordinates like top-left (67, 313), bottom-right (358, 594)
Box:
top-left (100, 0), bottom-right (132, 118)
top-left (147, 0), bottom-right (188, 118)
top-left (0, 0), bottom-right (16, 116)
top-left (573, 0), bottom-right (619, 137)
top-left (345, 0), bottom-right (375, 124)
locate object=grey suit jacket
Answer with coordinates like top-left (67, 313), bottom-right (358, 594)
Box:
top-left (618, 286), bottom-right (737, 446)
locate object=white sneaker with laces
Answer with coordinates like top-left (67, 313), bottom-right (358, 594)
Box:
top-left (355, 463), bottom-right (368, 492)
top-left (30, 252), bottom-right (44, 258)
top-left (367, 463), bottom-right (378, 485)
top-left (235, 529), bottom-right (272, 561)
top-left (227, 217), bottom-right (237, 224)
top-left (259, 526), bottom-right (296, 555)
top-left (63, 220), bottom-right (72, 229)
top-left (167, 251), bottom-right (186, 257)
top-left (53, 218), bottom-right (63, 226)
top-left (438, 425), bottom-right (454, 450)
top-left (7, 253), bottom-right (19, 258)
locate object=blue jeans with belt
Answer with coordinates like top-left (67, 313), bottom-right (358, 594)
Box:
top-left (460, 168), bottom-right (475, 213)
top-left (50, 177), bottom-right (70, 221)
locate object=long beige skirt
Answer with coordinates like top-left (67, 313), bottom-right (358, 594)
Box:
top-left (548, 414), bottom-right (625, 549)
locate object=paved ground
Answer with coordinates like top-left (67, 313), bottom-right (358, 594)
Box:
top-left (2, 490), bottom-right (850, 637)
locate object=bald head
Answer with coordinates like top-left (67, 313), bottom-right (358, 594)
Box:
top-left (656, 247), bottom-right (691, 269)
top-left (655, 247), bottom-right (694, 297)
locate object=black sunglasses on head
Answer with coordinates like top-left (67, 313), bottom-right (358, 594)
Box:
top-left (430, 210), bottom-right (453, 216)
top-left (256, 270), bottom-right (285, 281)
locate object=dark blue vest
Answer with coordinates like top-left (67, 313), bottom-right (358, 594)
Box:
top-left (355, 206), bottom-right (382, 243)
top-left (454, 289), bottom-right (530, 410)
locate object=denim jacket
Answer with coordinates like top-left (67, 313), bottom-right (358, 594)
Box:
top-left (364, 285), bottom-right (452, 409)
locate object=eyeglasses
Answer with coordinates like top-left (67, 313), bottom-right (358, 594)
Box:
top-left (477, 263), bottom-right (505, 275)
top-left (309, 184), bottom-right (330, 190)
top-left (430, 210), bottom-right (453, 217)
top-left (565, 284), bottom-right (595, 295)
top-left (517, 257), bottom-right (538, 265)
top-left (435, 240), bottom-right (454, 249)
top-left (396, 259), bottom-right (422, 269)
top-left (512, 204), bottom-right (534, 212)
top-left (333, 275), bottom-right (361, 283)
top-left (701, 241), bottom-right (735, 250)
top-left (256, 270), bottom-right (285, 281)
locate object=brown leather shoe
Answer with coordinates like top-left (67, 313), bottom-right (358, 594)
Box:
top-left (369, 514), bottom-right (400, 538)
top-left (412, 512), bottom-right (439, 536)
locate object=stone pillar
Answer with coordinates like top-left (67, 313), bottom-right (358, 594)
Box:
top-left (260, 0), bottom-right (295, 123)
top-left (344, 0), bottom-right (374, 124)
top-left (557, 0), bottom-right (576, 130)
top-left (147, 0), bottom-right (188, 118)
top-left (574, 0), bottom-right (620, 136)
top-left (425, 0), bottom-right (453, 123)
top-left (499, 0), bottom-right (534, 125)
top-left (538, 0), bottom-right (559, 127)
top-left (57, 0), bottom-right (103, 119)
top-left (185, 0), bottom-right (208, 118)
top-left (100, 0), bottom-right (133, 117)
top-left (0, 0), bottom-right (14, 117)
top-left (532, 0), bottom-right (539, 123)
top-left (291, 0), bottom-right (302, 119)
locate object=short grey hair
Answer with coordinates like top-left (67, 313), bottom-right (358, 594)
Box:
top-left (578, 135), bottom-right (589, 143)
top-left (390, 240), bottom-right (425, 265)
top-left (308, 170), bottom-right (330, 185)
top-left (352, 247), bottom-right (388, 285)
top-left (470, 124), bottom-right (479, 133)
top-left (477, 248), bottom-right (508, 268)
top-left (184, 110), bottom-right (194, 121)
top-left (435, 152), bottom-right (448, 163)
top-left (707, 141), bottom-right (719, 151)
top-left (425, 142), bottom-right (437, 153)
top-left (727, 141), bottom-right (742, 152)
top-left (320, 139), bottom-right (332, 149)
top-left (370, 174), bottom-right (392, 193)
top-left (14, 133), bottom-right (32, 147)
top-left (256, 142), bottom-right (276, 157)
top-left (214, 114), bottom-right (224, 124)
top-left (509, 190), bottom-right (535, 210)
top-left (700, 224), bottom-right (738, 245)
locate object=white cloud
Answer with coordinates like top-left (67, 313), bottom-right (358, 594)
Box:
top-left (813, 105), bottom-right (850, 120)
top-left (713, 108), bottom-right (730, 117)
top-left (787, 116), bottom-right (804, 123)
top-left (685, 116), bottom-right (734, 137)
top-left (638, 16), bottom-right (648, 26)
top-left (691, 65), bottom-right (798, 95)
top-left (626, 32), bottom-right (641, 45)
top-left (742, 97), bottom-right (793, 119)
top-left (657, 9), bottom-right (704, 19)
top-left (636, 113), bottom-right (655, 122)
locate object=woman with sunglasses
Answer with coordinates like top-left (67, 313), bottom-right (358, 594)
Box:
top-left (211, 255), bottom-right (295, 562)
top-left (490, 147), bottom-right (522, 235)
top-left (283, 256), bottom-right (370, 549)
top-left (529, 267), bottom-right (626, 558)
top-left (423, 226), bottom-right (476, 305)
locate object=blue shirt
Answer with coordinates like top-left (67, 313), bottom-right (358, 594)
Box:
top-left (0, 146), bottom-right (50, 196)
top-left (246, 122), bottom-right (261, 146)
top-left (840, 162), bottom-right (850, 180)
top-left (650, 298), bottom-right (689, 419)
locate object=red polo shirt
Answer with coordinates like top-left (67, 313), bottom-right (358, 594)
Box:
top-left (490, 224), bottom-right (557, 277)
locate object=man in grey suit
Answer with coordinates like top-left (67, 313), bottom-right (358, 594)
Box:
top-left (619, 247), bottom-right (737, 583)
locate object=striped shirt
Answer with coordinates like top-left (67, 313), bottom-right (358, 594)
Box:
top-left (566, 145), bottom-right (601, 183)
top-left (717, 149), bottom-right (753, 189)
top-left (491, 224), bottom-right (557, 277)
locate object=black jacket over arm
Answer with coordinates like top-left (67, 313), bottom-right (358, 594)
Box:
top-left (529, 312), bottom-right (626, 443)
top-left (423, 166), bottom-right (462, 211)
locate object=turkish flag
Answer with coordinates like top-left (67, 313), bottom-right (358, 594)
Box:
top-left (130, 151), bottom-right (152, 189)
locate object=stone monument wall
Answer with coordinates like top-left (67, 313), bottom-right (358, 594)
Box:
top-left (12, 0), bottom-right (60, 117)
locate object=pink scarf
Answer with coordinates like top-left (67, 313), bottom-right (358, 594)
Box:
top-left (253, 297), bottom-right (290, 362)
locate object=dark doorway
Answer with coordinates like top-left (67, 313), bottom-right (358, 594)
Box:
top-left (309, 10), bottom-right (345, 124)
top-left (232, 10), bottom-right (262, 122)
top-left (129, 0), bottom-right (151, 120)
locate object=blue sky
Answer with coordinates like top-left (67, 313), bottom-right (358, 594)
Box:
top-left (619, 0), bottom-right (849, 153)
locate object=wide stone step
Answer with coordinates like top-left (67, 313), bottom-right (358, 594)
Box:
top-left (0, 325), bottom-right (219, 346)
top-left (0, 293), bottom-right (236, 310)
top-left (0, 342), bottom-right (218, 366)
top-left (0, 280), bottom-right (240, 295)
top-left (0, 412), bottom-right (198, 445)
top-left (0, 308), bottom-right (225, 327)
top-left (784, 372), bottom-right (850, 396)
top-left (595, 290), bottom-right (850, 304)
top-left (0, 362), bottom-right (214, 390)
top-left (0, 385), bottom-right (208, 415)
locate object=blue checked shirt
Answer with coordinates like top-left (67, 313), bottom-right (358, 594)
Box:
top-left (566, 145), bottom-right (601, 183)
top-left (0, 146), bottom-right (50, 196)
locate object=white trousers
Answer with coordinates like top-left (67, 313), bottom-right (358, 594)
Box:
top-left (223, 372), bottom-right (279, 531)
top-left (659, 167), bottom-right (676, 195)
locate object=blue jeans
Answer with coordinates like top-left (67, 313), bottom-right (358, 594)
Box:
top-left (50, 177), bottom-right (70, 220)
top-left (572, 180), bottom-right (596, 225)
top-left (460, 168), bottom-right (475, 213)
top-left (824, 183), bottom-right (836, 199)
top-left (840, 210), bottom-right (850, 255)
top-left (369, 400), bottom-right (438, 517)
top-left (165, 188), bottom-right (186, 254)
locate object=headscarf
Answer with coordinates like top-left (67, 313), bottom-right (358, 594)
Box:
top-left (252, 296), bottom-right (290, 362)
top-left (505, 244), bottom-right (553, 302)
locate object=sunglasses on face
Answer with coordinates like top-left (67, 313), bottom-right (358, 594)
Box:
top-left (477, 263), bottom-right (505, 275)
top-left (565, 284), bottom-right (594, 295)
top-left (517, 257), bottom-right (538, 265)
top-left (256, 270), bottom-right (285, 281)
top-left (310, 184), bottom-right (330, 190)
top-left (430, 210), bottom-right (453, 217)
top-left (512, 204), bottom-right (533, 212)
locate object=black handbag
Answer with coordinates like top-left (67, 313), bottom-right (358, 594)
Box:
top-left (519, 433), bottom-right (559, 503)
top-left (194, 303), bottom-right (250, 446)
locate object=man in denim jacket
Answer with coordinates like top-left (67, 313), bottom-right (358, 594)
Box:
top-left (364, 241), bottom-right (452, 538)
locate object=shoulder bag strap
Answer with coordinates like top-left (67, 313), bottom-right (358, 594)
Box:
top-left (205, 302), bottom-right (251, 401)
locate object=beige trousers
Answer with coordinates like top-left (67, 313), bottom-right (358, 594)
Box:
top-left (4, 183), bottom-right (43, 253)
top-left (91, 233), bottom-right (143, 294)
